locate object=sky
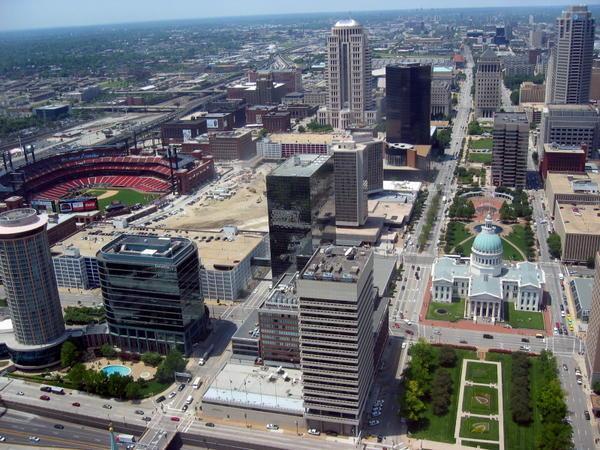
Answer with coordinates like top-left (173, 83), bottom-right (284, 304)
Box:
top-left (0, 0), bottom-right (589, 32)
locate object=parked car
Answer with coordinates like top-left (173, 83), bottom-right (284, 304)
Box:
top-left (142, 417), bottom-right (151, 422)
top-left (155, 395), bottom-right (166, 403)
top-left (266, 424), bottom-right (279, 430)
top-left (563, 364), bottom-right (568, 371)
top-left (584, 411), bottom-right (590, 420)
top-left (170, 417), bottom-right (180, 422)
top-left (368, 420), bottom-right (380, 427)
top-left (135, 410), bottom-right (145, 415)
top-left (103, 404), bottom-right (112, 410)
top-left (182, 404), bottom-right (188, 411)
top-left (168, 391), bottom-right (177, 399)
top-left (307, 428), bottom-right (320, 436)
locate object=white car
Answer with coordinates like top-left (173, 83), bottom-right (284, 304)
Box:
top-left (266, 423), bottom-right (279, 431)
top-left (16, 391), bottom-right (24, 396)
top-left (307, 428), bottom-right (320, 436)
top-left (168, 391), bottom-right (177, 399)
top-left (401, 342), bottom-right (407, 349)
top-left (368, 420), bottom-right (380, 427)
top-left (29, 436), bottom-right (40, 442)
top-left (0, 436), bottom-right (5, 442)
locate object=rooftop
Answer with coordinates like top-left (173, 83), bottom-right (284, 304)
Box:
top-left (99, 234), bottom-right (193, 262)
top-left (546, 172), bottom-right (600, 195)
top-left (269, 153), bottom-right (331, 178)
top-left (334, 19), bottom-right (361, 28)
top-left (555, 204), bottom-right (600, 235)
top-left (543, 143), bottom-right (586, 154)
top-left (202, 362), bottom-right (303, 414)
top-left (570, 277), bottom-right (593, 312)
top-left (0, 209), bottom-right (47, 236)
top-left (264, 273), bottom-right (299, 309)
top-left (494, 112), bottom-right (528, 125)
top-left (301, 245), bottom-right (372, 283)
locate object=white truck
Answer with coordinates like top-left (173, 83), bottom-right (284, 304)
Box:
top-left (198, 344), bottom-right (214, 366)
top-left (116, 434), bottom-right (135, 444)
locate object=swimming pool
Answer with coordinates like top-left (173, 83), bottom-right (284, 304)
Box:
top-left (101, 365), bottom-right (132, 377)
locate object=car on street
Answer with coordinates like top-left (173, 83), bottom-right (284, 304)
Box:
top-left (584, 410), bottom-right (590, 420)
top-left (155, 395), bottom-right (166, 403)
top-left (563, 364), bottom-right (568, 371)
top-left (577, 378), bottom-right (583, 385)
top-left (0, 436), bottom-right (5, 442)
top-left (178, 383), bottom-right (186, 391)
top-left (401, 342), bottom-right (407, 349)
top-left (29, 436), bottom-right (40, 442)
top-left (483, 334), bottom-right (494, 339)
top-left (372, 411), bottom-right (381, 417)
top-left (368, 420), bottom-right (380, 426)
top-left (39, 395), bottom-right (50, 401)
top-left (307, 428), bottom-right (320, 436)
top-left (54, 424), bottom-right (64, 429)
top-left (521, 338), bottom-right (529, 343)
top-left (16, 391), bottom-right (24, 396)
top-left (205, 422), bottom-right (215, 427)
top-left (459, 340), bottom-right (468, 344)
top-left (405, 330), bottom-right (414, 335)
top-left (103, 404), bottom-right (112, 409)
top-left (135, 410), bottom-right (144, 415)
top-left (142, 417), bottom-right (151, 422)
top-left (168, 391), bottom-right (177, 399)
top-left (182, 404), bottom-right (188, 411)
top-left (170, 416), bottom-right (180, 422)
top-left (266, 423), bottom-right (279, 430)
top-left (71, 402), bottom-right (80, 407)
top-left (575, 368), bottom-right (582, 376)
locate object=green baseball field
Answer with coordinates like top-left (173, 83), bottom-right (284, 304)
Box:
top-left (84, 188), bottom-right (159, 211)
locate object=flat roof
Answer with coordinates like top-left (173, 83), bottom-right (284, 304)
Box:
top-left (368, 199), bottom-right (413, 225)
top-left (570, 277), bottom-right (593, 311)
top-left (268, 132), bottom-right (339, 145)
top-left (232, 309), bottom-right (260, 342)
top-left (556, 204), bottom-right (600, 235)
top-left (0, 209), bottom-right (47, 236)
top-left (494, 112), bottom-right (528, 125)
top-left (373, 254), bottom-right (396, 295)
top-left (269, 154), bottom-right (331, 178)
top-left (543, 143), bottom-right (586, 154)
top-left (301, 245), bottom-right (372, 283)
top-left (99, 235), bottom-right (192, 262)
top-left (546, 172), bottom-right (600, 195)
top-left (202, 362), bottom-right (303, 414)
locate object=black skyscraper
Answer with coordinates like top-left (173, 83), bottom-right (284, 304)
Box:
top-left (386, 63), bottom-right (432, 145)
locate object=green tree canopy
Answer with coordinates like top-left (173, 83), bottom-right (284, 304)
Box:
top-left (60, 341), bottom-right (79, 368)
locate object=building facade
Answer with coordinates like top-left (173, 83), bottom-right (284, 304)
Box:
top-left (333, 142), bottom-right (368, 227)
top-left (208, 131), bottom-right (256, 160)
top-left (546, 5), bottom-right (595, 104)
top-left (475, 48), bottom-right (502, 119)
top-left (97, 235), bottom-right (209, 355)
top-left (585, 252), bottom-right (600, 385)
top-left (431, 80), bottom-right (452, 119)
top-left (492, 113), bottom-right (528, 188)
top-left (297, 246), bottom-right (376, 435)
top-left (554, 202), bottom-right (600, 263)
top-left (386, 63), bottom-right (432, 144)
top-left (539, 143), bottom-right (587, 179)
top-left (519, 82), bottom-right (545, 103)
top-left (322, 19), bottom-right (376, 129)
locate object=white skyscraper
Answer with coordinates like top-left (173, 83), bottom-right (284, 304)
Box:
top-left (545, 5), bottom-right (595, 104)
top-left (318, 19), bottom-right (376, 130)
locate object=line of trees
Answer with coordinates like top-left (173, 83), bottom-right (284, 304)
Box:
top-left (448, 196), bottom-right (476, 219)
top-left (510, 352), bottom-right (533, 424)
top-left (547, 233), bottom-right (562, 259)
top-left (418, 192), bottom-right (441, 250)
top-left (63, 305), bottom-right (106, 325)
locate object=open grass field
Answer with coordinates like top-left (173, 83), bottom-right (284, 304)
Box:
top-left (469, 138), bottom-right (493, 149)
top-left (460, 417), bottom-right (500, 441)
top-left (486, 353), bottom-right (543, 450)
top-left (505, 225), bottom-right (533, 258)
top-left (468, 152), bottom-right (493, 164)
top-left (446, 222), bottom-right (472, 252)
top-left (462, 385), bottom-right (499, 415)
top-left (461, 440), bottom-right (500, 450)
top-left (504, 306), bottom-right (545, 330)
top-left (84, 188), bottom-right (159, 211)
top-left (427, 299), bottom-right (466, 322)
top-left (412, 349), bottom-right (478, 444)
top-left (466, 361), bottom-right (498, 384)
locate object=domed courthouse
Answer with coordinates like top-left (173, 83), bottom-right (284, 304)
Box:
top-left (431, 215), bottom-right (545, 321)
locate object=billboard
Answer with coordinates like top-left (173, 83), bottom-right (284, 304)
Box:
top-left (58, 197), bottom-right (99, 213)
top-left (206, 119), bottom-right (219, 129)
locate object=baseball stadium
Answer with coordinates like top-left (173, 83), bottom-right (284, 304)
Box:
top-left (0, 146), bottom-right (214, 214)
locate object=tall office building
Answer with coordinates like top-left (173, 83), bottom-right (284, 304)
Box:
top-left (586, 252), bottom-right (600, 385)
top-left (546, 5), bottom-right (595, 104)
top-left (97, 235), bottom-right (208, 355)
top-left (297, 245), bottom-right (376, 435)
top-left (266, 154), bottom-right (335, 281)
top-left (492, 113), bottom-right (529, 188)
top-left (321, 19), bottom-right (376, 130)
top-left (333, 142), bottom-right (368, 227)
top-left (0, 209), bottom-right (66, 368)
top-left (475, 48), bottom-right (502, 118)
top-left (362, 139), bottom-right (384, 194)
top-left (385, 63), bottom-right (432, 145)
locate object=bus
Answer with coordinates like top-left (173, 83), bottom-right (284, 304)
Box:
top-left (40, 386), bottom-right (64, 395)
top-left (115, 434), bottom-right (135, 444)
top-left (192, 377), bottom-right (202, 389)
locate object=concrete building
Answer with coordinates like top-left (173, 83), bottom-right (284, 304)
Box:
top-left (161, 118), bottom-right (208, 146)
top-left (475, 48), bottom-right (502, 119)
top-left (539, 143), bottom-right (587, 179)
top-left (431, 80), bottom-right (452, 119)
top-left (247, 69), bottom-right (303, 94)
top-left (592, 61), bottom-right (600, 102)
top-left (386, 63), bottom-right (432, 144)
top-left (501, 53), bottom-right (534, 77)
top-left (97, 235), bottom-right (209, 355)
top-left (585, 252), bottom-right (600, 385)
top-left (257, 133), bottom-right (336, 160)
top-left (570, 277), bottom-right (593, 322)
top-left (208, 130), bottom-right (256, 160)
top-left (554, 202), bottom-right (600, 263)
top-left (492, 113), bottom-right (529, 188)
top-left (546, 5), bottom-right (595, 104)
top-left (266, 154), bottom-right (335, 281)
top-left (297, 245), bottom-right (376, 435)
top-left (227, 74), bottom-right (287, 106)
top-left (0, 209), bottom-right (67, 368)
top-left (538, 105), bottom-right (600, 159)
top-left (545, 172), bottom-right (600, 216)
top-left (519, 82), bottom-right (546, 103)
top-left (432, 215), bottom-right (545, 320)
top-left (322, 19), bottom-right (376, 129)
top-left (333, 142), bottom-right (368, 227)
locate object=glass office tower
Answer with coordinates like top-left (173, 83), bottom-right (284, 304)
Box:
top-left (97, 235), bottom-right (208, 355)
top-left (266, 154), bottom-right (335, 282)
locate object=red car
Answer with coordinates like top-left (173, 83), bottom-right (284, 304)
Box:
top-left (72, 402), bottom-right (80, 407)
top-left (40, 395), bottom-right (50, 401)
top-left (170, 416), bottom-right (180, 422)
top-left (405, 329), bottom-right (414, 335)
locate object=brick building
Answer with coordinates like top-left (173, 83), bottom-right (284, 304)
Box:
top-left (208, 131), bottom-right (256, 160)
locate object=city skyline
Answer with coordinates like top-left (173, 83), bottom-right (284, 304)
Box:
top-left (0, 0), bottom-right (590, 32)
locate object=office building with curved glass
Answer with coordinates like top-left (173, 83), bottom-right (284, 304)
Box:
top-left (97, 235), bottom-right (209, 355)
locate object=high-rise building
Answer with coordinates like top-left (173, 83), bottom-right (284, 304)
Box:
top-left (97, 235), bottom-right (208, 355)
top-left (492, 113), bottom-right (529, 188)
top-left (538, 104), bottom-right (600, 158)
top-left (321, 19), bottom-right (376, 129)
top-left (297, 245), bottom-right (376, 435)
top-left (266, 154), bottom-right (335, 281)
top-left (385, 63), bottom-right (432, 144)
top-left (546, 5), bottom-right (595, 104)
top-left (585, 252), bottom-right (600, 385)
top-left (475, 48), bottom-right (502, 119)
top-left (362, 140), bottom-right (384, 194)
top-left (0, 208), bottom-right (67, 368)
top-left (333, 142), bottom-right (368, 227)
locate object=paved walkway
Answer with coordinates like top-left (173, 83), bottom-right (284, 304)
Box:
top-left (454, 359), bottom-right (504, 450)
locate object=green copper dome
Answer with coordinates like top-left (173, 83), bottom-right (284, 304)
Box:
top-left (472, 214), bottom-right (503, 255)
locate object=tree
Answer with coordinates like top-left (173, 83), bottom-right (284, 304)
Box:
top-left (156, 348), bottom-right (187, 384)
top-left (126, 381), bottom-right (142, 400)
top-left (107, 373), bottom-right (132, 399)
top-left (437, 128), bottom-right (452, 149)
top-left (468, 120), bottom-right (483, 135)
top-left (297, 125), bottom-right (306, 133)
top-left (403, 380), bottom-right (427, 422)
top-left (547, 233), bottom-right (562, 259)
top-left (431, 368), bottom-right (453, 415)
top-left (438, 347), bottom-right (457, 367)
top-left (67, 363), bottom-right (88, 388)
top-left (592, 380), bottom-right (600, 395)
top-left (537, 421), bottom-right (573, 450)
top-left (61, 341), bottom-right (79, 368)
top-left (510, 89), bottom-right (520, 105)
top-left (100, 344), bottom-right (117, 358)
top-left (141, 352), bottom-right (163, 367)
top-left (257, 128), bottom-right (267, 139)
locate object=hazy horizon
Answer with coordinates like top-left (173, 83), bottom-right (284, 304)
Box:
top-left (0, 0), bottom-right (588, 32)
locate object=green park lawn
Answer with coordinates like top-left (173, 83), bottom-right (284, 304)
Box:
top-left (461, 441), bottom-right (500, 450)
top-left (446, 222), bottom-right (472, 251)
top-left (504, 306), bottom-right (545, 330)
top-left (469, 138), bottom-right (493, 149)
top-left (427, 299), bottom-right (466, 322)
top-left (504, 225), bottom-right (533, 258)
top-left (462, 385), bottom-right (499, 415)
top-left (466, 361), bottom-right (498, 384)
top-left (460, 417), bottom-right (500, 441)
top-left (468, 152), bottom-right (493, 164)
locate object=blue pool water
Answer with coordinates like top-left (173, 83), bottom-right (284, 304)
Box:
top-left (101, 365), bottom-right (132, 377)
